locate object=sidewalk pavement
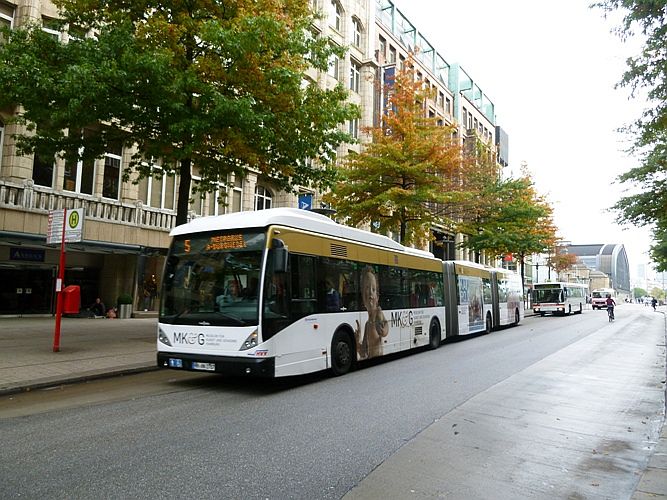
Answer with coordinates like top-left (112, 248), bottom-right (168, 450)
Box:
top-left (0, 313), bottom-right (665, 498)
top-left (0, 316), bottom-right (158, 395)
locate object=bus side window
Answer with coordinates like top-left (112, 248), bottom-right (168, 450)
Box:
top-left (483, 278), bottom-right (492, 305)
top-left (290, 255), bottom-right (316, 319)
top-left (381, 266), bottom-right (408, 309)
top-left (341, 263), bottom-right (360, 312)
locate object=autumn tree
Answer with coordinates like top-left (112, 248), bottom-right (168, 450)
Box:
top-left (593, 0), bottom-right (667, 269)
top-left (549, 247), bottom-right (578, 276)
top-left (326, 57), bottom-right (465, 246)
top-left (458, 172), bottom-right (558, 293)
top-left (0, 0), bottom-right (358, 224)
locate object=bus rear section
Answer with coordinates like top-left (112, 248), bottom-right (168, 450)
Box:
top-left (490, 268), bottom-right (524, 327)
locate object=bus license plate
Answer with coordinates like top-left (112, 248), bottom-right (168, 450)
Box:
top-left (192, 362), bottom-right (216, 372)
top-left (168, 358), bottom-right (183, 368)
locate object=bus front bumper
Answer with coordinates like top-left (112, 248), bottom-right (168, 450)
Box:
top-left (157, 352), bottom-right (275, 377)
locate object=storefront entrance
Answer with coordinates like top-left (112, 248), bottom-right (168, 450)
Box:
top-left (0, 266), bottom-right (55, 315)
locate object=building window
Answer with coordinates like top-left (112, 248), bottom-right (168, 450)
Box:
top-left (138, 159), bottom-right (177, 210)
top-left (102, 143), bottom-right (122, 199)
top-left (255, 185), bottom-right (272, 211)
top-left (389, 46), bottom-right (397, 64)
top-left (329, 0), bottom-right (342, 31)
top-left (352, 18), bottom-right (362, 48)
top-left (206, 187), bottom-right (223, 216)
top-left (189, 176), bottom-right (204, 216)
top-left (378, 36), bottom-right (386, 62)
top-left (32, 153), bottom-right (54, 188)
top-left (203, 174), bottom-right (243, 216)
top-left (0, 2), bottom-right (14, 36)
top-left (348, 118), bottom-right (359, 139)
top-left (349, 60), bottom-right (361, 93)
top-left (328, 53), bottom-right (340, 80)
top-left (42, 16), bottom-right (61, 41)
top-left (63, 157), bottom-right (95, 194)
top-left (230, 175), bottom-right (243, 213)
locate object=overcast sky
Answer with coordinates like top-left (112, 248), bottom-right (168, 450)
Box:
top-left (393, 0), bottom-right (653, 272)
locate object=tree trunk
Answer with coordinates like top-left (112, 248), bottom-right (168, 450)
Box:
top-left (400, 206), bottom-right (406, 245)
top-left (176, 157), bottom-right (192, 226)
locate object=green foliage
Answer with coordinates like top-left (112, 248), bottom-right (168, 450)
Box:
top-left (117, 293), bottom-right (133, 305)
top-left (457, 174), bottom-right (558, 261)
top-left (633, 287), bottom-right (647, 298)
top-left (0, 1), bottom-right (358, 224)
top-left (593, 0), bottom-right (667, 270)
top-left (457, 171), bottom-right (557, 294)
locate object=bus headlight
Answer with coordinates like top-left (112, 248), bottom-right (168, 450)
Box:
top-left (239, 330), bottom-right (258, 351)
top-left (158, 327), bottom-right (172, 346)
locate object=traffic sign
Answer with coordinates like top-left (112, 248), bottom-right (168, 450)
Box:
top-left (47, 208), bottom-right (84, 244)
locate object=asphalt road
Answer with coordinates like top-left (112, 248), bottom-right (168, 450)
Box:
top-left (0, 305), bottom-right (664, 499)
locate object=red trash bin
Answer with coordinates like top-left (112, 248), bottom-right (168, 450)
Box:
top-left (62, 285), bottom-right (81, 314)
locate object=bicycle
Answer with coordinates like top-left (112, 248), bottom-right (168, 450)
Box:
top-left (607, 306), bottom-right (614, 322)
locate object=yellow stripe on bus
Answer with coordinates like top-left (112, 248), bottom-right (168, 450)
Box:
top-left (269, 226), bottom-right (442, 272)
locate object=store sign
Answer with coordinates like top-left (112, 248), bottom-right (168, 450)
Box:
top-left (9, 247), bottom-right (45, 262)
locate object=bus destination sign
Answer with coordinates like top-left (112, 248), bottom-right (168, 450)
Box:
top-left (205, 234), bottom-right (246, 251)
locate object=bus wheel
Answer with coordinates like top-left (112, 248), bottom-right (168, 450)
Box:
top-left (577, 303), bottom-right (583, 314)
top-left (428, 319), bottom-right (441, 350)
top-left (331, 330), bottom-right (354, 376)
top-left (485, 313), bottom-right (492, 334)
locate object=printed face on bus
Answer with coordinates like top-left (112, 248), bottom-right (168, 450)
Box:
top-left (362, 269), bottom-right (379, 312)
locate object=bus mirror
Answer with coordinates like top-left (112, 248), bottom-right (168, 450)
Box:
top-left (272, 239), bottom-right (289, 273)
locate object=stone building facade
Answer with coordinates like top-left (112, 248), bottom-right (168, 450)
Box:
top-left (0, 0), bottom-right (506, 315)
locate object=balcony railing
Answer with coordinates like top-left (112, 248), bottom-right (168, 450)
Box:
top-left (0, 179), bottom-right (177, 232)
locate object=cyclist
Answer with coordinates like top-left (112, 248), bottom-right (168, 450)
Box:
top-left (606, 293), bottom-right (616, 321)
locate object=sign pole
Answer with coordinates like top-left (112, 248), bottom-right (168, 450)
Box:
top-left (53, 208), bottom-right (67, 352)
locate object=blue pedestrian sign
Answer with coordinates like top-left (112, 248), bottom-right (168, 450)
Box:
top-left (298, 194), bottom-right (312, 210)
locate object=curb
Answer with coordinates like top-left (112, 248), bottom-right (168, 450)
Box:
top-left (0, 364), bottom-right (160, 397)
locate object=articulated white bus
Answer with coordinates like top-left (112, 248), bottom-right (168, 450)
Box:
top-left (531, 282), bottom-right (588, 316)
top-left (157, 208), bottom-right (522, 377)
top-left (443, 262), bottom-right (524, 337)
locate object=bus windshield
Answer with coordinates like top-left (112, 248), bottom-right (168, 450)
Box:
top-left (160, 230), bottom-right (266, 326)
top-left (532, 287), bottom-right (563, 303)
